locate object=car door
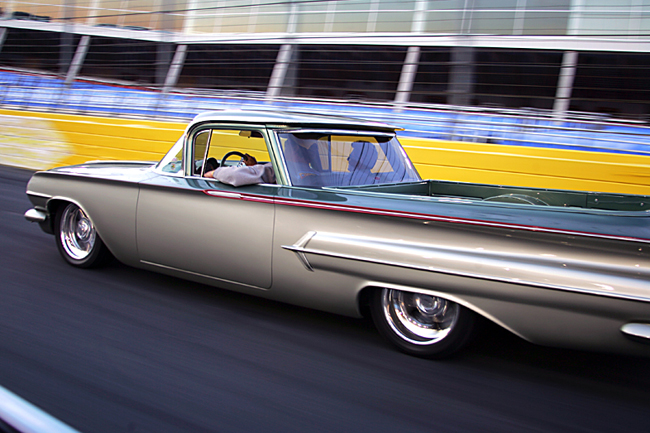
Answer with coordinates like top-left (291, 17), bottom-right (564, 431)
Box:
top-left (135, 125), bottom-right (277, 289)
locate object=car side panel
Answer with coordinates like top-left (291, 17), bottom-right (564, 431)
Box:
top-left (268, 187), bottom-right (650, 355)
top-left (136, 175), bottom-right (276, 289)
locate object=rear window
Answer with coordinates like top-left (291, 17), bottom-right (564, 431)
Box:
top-left (277, 132), bottom-right (420, 187)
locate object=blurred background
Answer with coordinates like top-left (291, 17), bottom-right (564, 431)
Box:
top-left (1, 4), bottom-right (649, 432)
top-left (0, 0), bottom-right (648, 192)
top-left (1, 0), bottom-right (648, 117)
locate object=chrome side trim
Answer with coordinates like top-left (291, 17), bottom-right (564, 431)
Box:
top-left (202, 190), bottom-right (275, 204)
top-left (25, 191), bottom-right (52, 199)
top-left (292, 231), bottom-right (317, 271)
top-left (24, 208), bottom-right (47, 223)
top-left (139, 260), bottom-right (268, 290)
top-left (621, 323), bottom-right (650, 340)
top-left (281, 243), bottom-right (650, 304)
top-left (204, 190), bottom-right (242, 199)
top-left (0, 385), bottom-right (82, 433)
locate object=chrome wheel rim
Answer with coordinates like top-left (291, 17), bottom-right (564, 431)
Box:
top-left (382, 289), bottom-right (459, 345)
top-left (60, 205), bottom-right (96, 261)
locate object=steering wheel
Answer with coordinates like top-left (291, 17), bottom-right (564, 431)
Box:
top-left (221, 151), bottom-right (246, 167)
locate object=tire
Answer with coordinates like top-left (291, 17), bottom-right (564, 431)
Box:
top-left (54, 203), bottom-right (111, 268)
top-left (370, 288), bottom-right (477, 359)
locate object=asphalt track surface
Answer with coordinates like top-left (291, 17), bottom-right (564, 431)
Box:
top-left (1, 165), bottom-right (649, 433)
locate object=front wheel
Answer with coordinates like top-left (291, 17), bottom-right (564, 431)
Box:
top-left (54, 203), bottom-right (111, 268)
top-left (370, 288), bottom-right (477, 359)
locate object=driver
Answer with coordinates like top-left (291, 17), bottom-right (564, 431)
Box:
top-left (205, 154), bottom-right (275, 187)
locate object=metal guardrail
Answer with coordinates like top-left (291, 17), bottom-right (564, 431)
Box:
top-left (1, 69), bottom-right (650, 156)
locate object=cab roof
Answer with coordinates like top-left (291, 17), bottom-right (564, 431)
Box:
top-left (187, 109), bottom-right (401, 132)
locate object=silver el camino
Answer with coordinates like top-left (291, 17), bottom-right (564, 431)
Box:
top-left (24, 110), bottom-right (650, 358)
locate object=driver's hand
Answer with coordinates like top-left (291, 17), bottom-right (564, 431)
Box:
top-left (243, 154), bottom-right (257, 166)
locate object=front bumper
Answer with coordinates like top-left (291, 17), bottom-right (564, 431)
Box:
top-left (24, 208), bottom-right (53, 234)
top-left (24, 208), bottom-right (47, 223)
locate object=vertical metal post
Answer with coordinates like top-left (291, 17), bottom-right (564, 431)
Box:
top-left (265, 1), bottom-right (299, 100)
top-left (87, 0), bottom-right (100, 25)
top-left (553, 51), bottom-right (579, 120)
top-left (393, 0), bottom-right (427, 107)
top-left (367, 0), bottom-right (380, 33)
top-left (65, 35), bottom-right (90, 85)
top-left (0, 28), bottom-right (7, 52)
top-left (157, 0), bottom-right (173, 89)
top-left (60, 0), bottom-right (75, 75)
top-left (266, 45), bottom-right (295, 100)
top-left (513, 0), bottom-right (526, 35)
top-left (324, 1), bottom-right (336, 32)
top-left (163, 44), bottom-right (188, 93)
top-left (183, 0), bottom-right (199, 33)
top-left (394, 46), bottom-right (421, 105)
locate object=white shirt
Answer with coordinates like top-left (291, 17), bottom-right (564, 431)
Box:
top-left (211, 163), bottom-right (275, 187)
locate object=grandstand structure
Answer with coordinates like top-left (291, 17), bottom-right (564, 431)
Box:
top-left (0, 0), bottom-right (648, 123)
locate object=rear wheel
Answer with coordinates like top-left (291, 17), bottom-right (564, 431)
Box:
top-left (54, 203), bottom-right (111, 268)
top-left (370, 288), bottom-right (476, 358)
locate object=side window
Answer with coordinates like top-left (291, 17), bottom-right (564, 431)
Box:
top-left (276, 132), bottom-right (417, 187)
top-left (192, 128), bottom-right (272, 180)
top-left (205, 129), bottom-right (269, 166)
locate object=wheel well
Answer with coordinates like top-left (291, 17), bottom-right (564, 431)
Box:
top-left (357, 286), bottom-right (380, 318)
top-left (357, 284), bottom-right (495, 331)
top-left (42, 199), bottom-right (68, 234)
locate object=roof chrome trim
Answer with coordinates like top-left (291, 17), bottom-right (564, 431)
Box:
top-left (275, 129), bottom-right (397, 136)
top-left (188, 110), bottom-right (399, 131)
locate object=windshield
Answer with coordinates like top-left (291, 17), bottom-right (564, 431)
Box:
top-left (277, 132), bottom-right (420, 187)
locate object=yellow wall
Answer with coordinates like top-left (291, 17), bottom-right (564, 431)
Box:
top-left (402, 138), bottom-right (650, 195)
top-left (0, 109), bottom-right (648, 195)
top-left (0, 109), bottom-right (184, 170)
